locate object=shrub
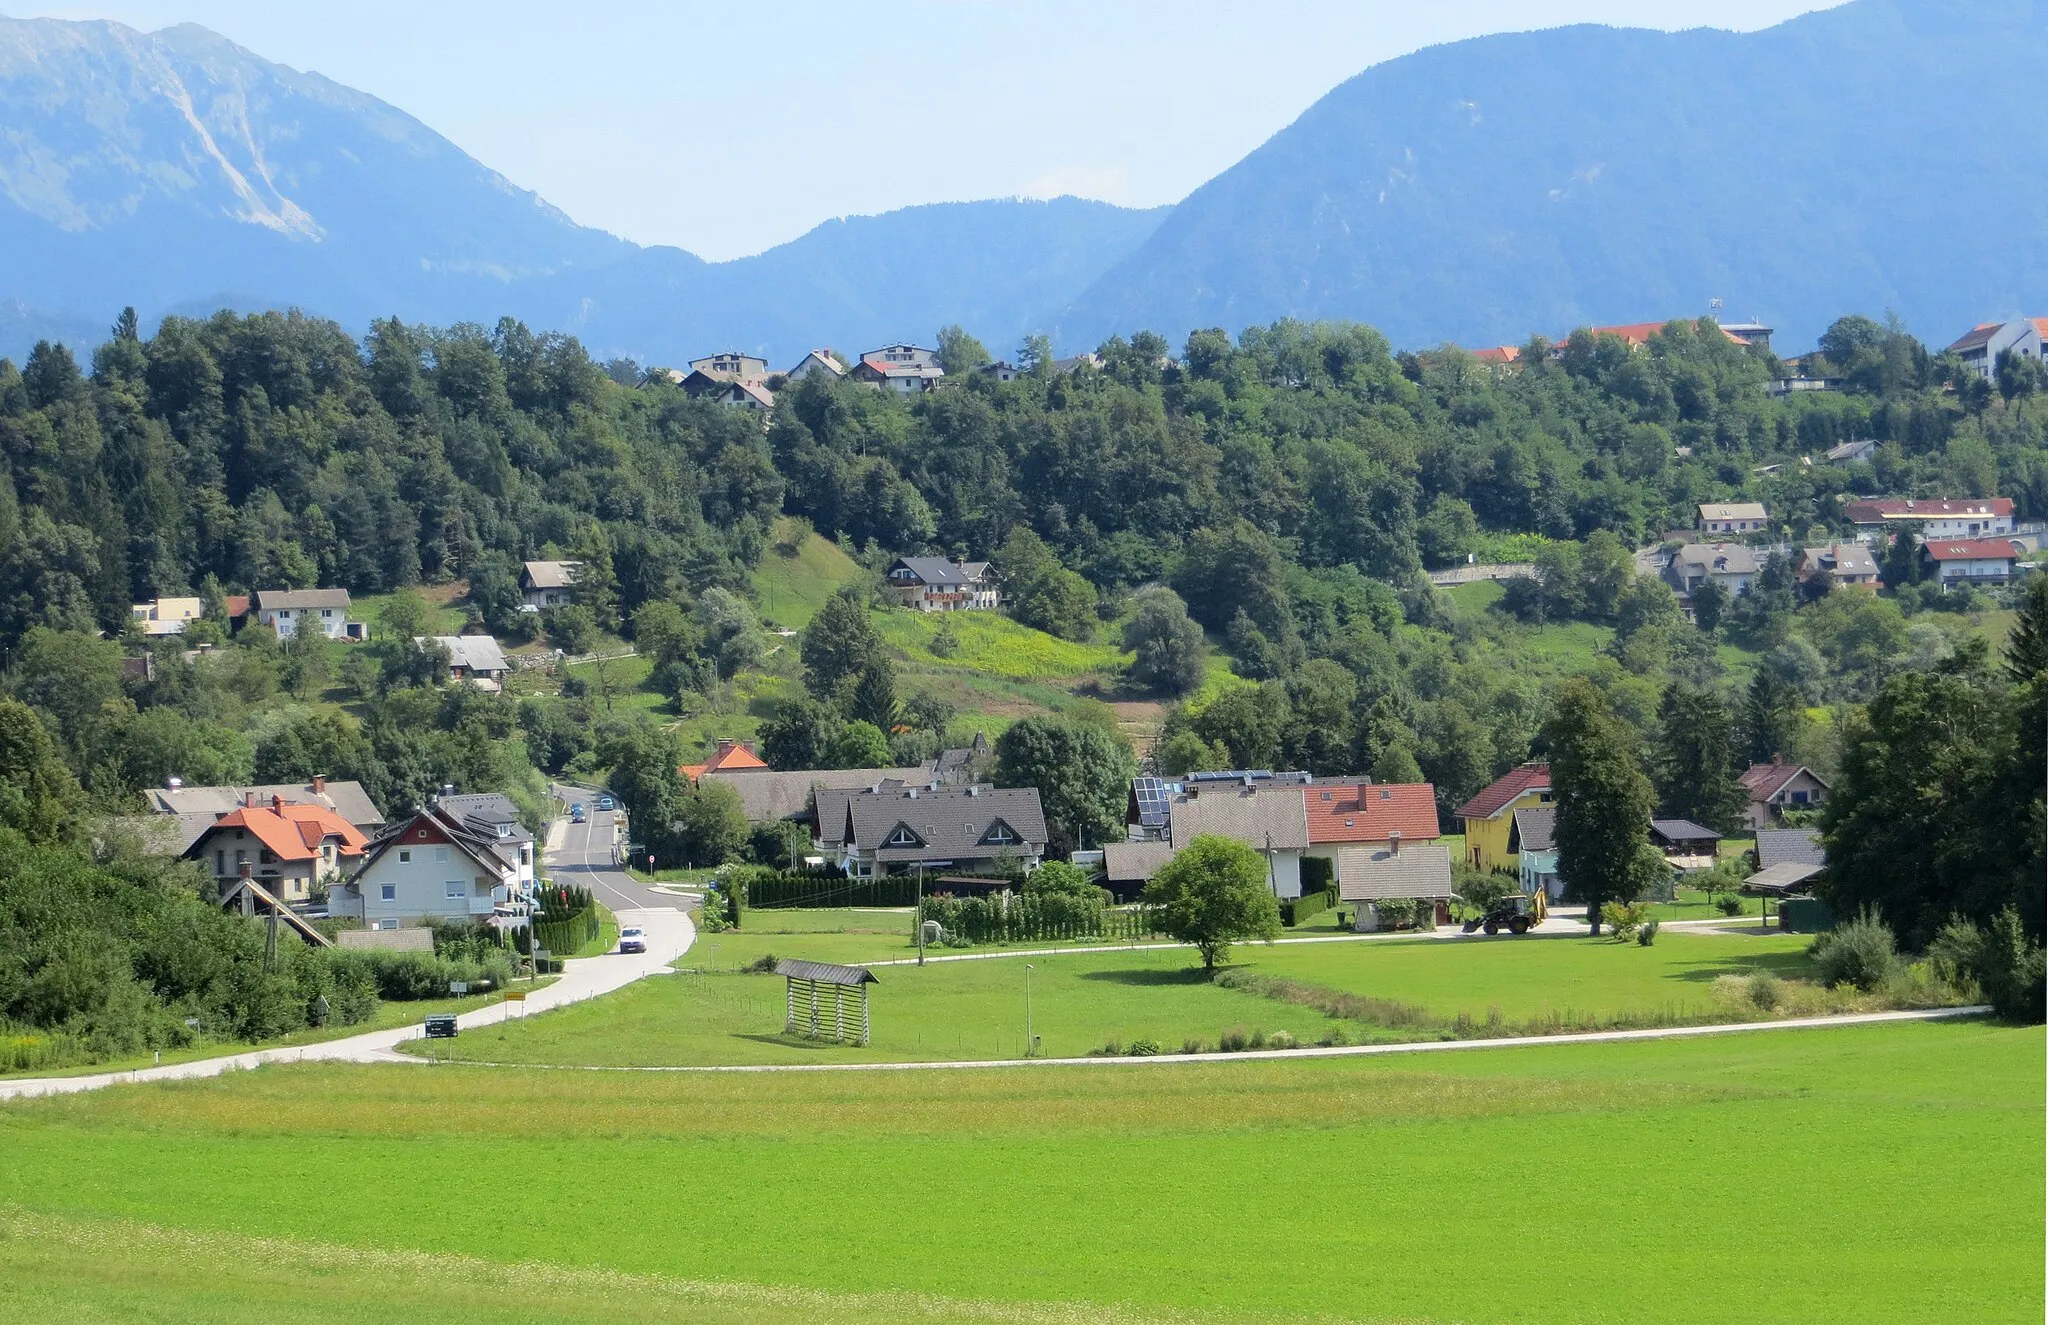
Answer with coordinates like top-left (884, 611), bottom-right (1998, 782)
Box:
top-left (1637, 918), bottom-right (1660, 946)
top-left (1247, 1028), bottom-right (1268, 1049)
top-left (1929, 908), bottom-right (2047, 1022)
top-left (1601, 901), bottom-right (1648, 941)
top-left (1746, 971), bottom-right (1782, 1010)
top-left (1180, 1037), bottom-right (1205, 1055)
top-left (1096, 1038), bottom-right (1122, 1057)
top-left (1266, 1030), bottom-right (1298, 1050)
top-left (1716, 895), bottom-right (1746, 917)
top-left (741, 953), bottom-right (778, 974)
top-left (1809, 907), bottom-right (1898, 991)
top-left (1317, 1025), bottom-right (1350, 1048)
top-left (1126, 1038), bottom-right (1161, 1057)
top-left (1217, 1025), bottom-right (1249, 1053)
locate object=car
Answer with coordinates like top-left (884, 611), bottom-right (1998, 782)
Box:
top-left (597, 794), bottom-right (615, 811)
top-left (617, 926), bottom-right (646, 955)
top-left (569, 802), bottom-right (586, 824)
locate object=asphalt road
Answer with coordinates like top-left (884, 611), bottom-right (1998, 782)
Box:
top-left (548, 783), bottom-right (687, 914)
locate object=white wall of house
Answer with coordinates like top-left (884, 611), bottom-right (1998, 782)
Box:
top-left (261, 605), bottom-right (348, 640)
top-left (1931, 556), bottom-right (2019, 585)
top-left (339, 842), bottom-right (509, 928)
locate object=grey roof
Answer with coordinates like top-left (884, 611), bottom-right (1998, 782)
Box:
top-left (1103, 840), bottom-right (1176, 883)
top-left (838, 784), bottom-right (1048, 862)
top-left (1800, 544), bottom-right (1878, 577)
top-left (1672, 544), bottom-right (1760, 576)
top-left (1170, 786), bottom-right (1309, 852)
top-left (1755, 828), bottom-right (1825, 870)
top-left (522, 560), bottom-right (580, 589)
top-left (1512, 806), bottom-right (1556, 854)
top-left (1744, 861), bottom-right (1824, 895)
top-left (773, 958), bottom-right (878, 986)
top-left (1335, 843), bottom-right (1455, 901)
top-left (1651, 819), bottom-right (1722, 845)
top-left (708, 766), bottom-right (933, 825)
top-left (145, 781), bottom-right (385, 829)
top-left (255, 588), bottom-right (351, 611)
top-left (890, 556), bottom-right (988, 587)
top-left (434, 792), bottom-right (533, 845)
top-left (98, 812), bottom-right (216, 855)
top-left (424, 635), bottom-right (510, 674)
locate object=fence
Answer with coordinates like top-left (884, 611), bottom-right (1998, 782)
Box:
top-left (916, 891), bottom-right (1163, 946)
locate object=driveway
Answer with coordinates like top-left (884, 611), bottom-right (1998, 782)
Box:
top-left (0, 803), bottom-right (694, 1103)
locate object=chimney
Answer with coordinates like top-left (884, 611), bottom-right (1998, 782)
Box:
top-left (1389, 831), bottom-right (1402, 856)
top-left (272, 794), bottom-right (284, 814)
top-left (167, 776), bottom-right (183, 791)
top-left (716, 739), bottom-right (736, 756)
top-left (238, 859), bottom-right (252, 880)
top-left (313, 774), bottom-right (326, 794)
top-left (244, 790), bottom-right (257, 809)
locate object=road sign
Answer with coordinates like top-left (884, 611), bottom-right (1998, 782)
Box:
top-left (503, 990), bottom-right (526, 1002)
top-left (535, 949), bottom-right (551, 961)
top-left (449, 981), bottom-right (469, 995)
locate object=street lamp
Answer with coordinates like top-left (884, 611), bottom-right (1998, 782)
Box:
top-left (1024, 963), bottom-right (1035, 1058)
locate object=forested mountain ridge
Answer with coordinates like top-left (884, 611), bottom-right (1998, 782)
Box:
top-left (1056, 0), bottom-right (2048, 352)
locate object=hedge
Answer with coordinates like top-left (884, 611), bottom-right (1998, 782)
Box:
top-left (736, 868), bottom-right (923, 909)
top-left (916, 891), bottom-right (1162, 946)
top-left (1279, 887), bottom-right (1339, 928)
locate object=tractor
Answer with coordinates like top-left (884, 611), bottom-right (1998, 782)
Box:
top-left (1462, 893), bottom-right (1537, 936)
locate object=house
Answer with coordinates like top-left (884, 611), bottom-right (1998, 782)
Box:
top-left (1794, 544), bottom-right (1879, 591)
top-left (1920, 537), bottom-right (2026, 588)
top-left (1825, 440), bottom-right (1876, 464)
top-left (1755, 827), bottom-right (1825, 872)
top-left (1698, 503), bottom-right (1769, 536)
top-left (130, 596), bottom-right (202, 636)
top-left (1665, 543), bottom-right (1759, 599)
top-left (183, 796), bottom-right (369, 909)
top-left (681, 738), bottom-right (770, 783)
top-left (931, 732), bottom-right (993, 786)
top-left (1336, 841), bottom-right (1455, 932)
top-left (520, 561), bottom-right (581, 610)
top-left (1454, 764), bottom-right (1552, 873)
top-left (686, 351), bottom-right (769, 383)
top-left (1168, 783), bottom-right (1311, 899)
top-left (421, 635), bottom-right (511, 688)
top-left (1101, 840), bottom-right (1177, 901)
top-left (1512, 806), bottom-right (1562, 899)
top-left (785, 349), bottom-right (846, 382)
top-left (1770, 376), bottom-right (1842, 398)
top-left (1945, 318), bottom-right (2047, 383)
top-left (701, 761), bottom-right (936, 825)
top-left (884, 557), bottom-right (998, 611)
top-left (1301, 781), bottom-right (1440, 868)
top-left (702, 378), bottom-right (775, 413)
top-left (1739, 759), bottom-right (1831, 829)
top-left (1466, 319), bottom-right (1762, 365)
top-left (978, 360), bottom-right (1026, 382)
top-left (1844, 498), bottom-right (2014, 541)
top-left (815, 783), bottom-right (1047, 879)
top-left (851, 344), bottom-right (945, 394)
top-left (146, 777), bottom-right (385, 840)
top-left (1052, 353), bottom-right (1107, 375)
top-left (1650, 819), bottom-right (1722, 870)
top-left (255, 588), bottom-right (362, 641)
top-left (333, 793), bottom-right (537, 930)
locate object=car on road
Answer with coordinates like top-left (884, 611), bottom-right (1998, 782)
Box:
top-left (597, 794), bottom-right (615, 811)
top-left (618, 926), bottom-right (646, 954)
top-left (569, 802), bottom-right (586, 824)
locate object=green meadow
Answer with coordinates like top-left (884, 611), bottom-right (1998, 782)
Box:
top-left (409, 926), bottom-right (1838, 1068)
top-left (0, 1019), bottom-right (2037, 1323)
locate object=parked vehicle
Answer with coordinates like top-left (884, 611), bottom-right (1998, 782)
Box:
top-left (569, 802), bottom-right (586, 824)
top-left (1462, 894), bottom-right (1536, 936)
top-left (618, 926), bottom-right (646, 955)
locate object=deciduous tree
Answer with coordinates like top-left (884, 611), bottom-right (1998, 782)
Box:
top-left (1143, 834), bottom-right (1281, 971)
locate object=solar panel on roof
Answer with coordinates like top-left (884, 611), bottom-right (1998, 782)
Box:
top-left (1132, 776), bottom-right (1170, 828)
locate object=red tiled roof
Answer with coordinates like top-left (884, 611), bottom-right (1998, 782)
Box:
top-left (1303, 782), bottom-right (1440, 844)
top-left (1922, 538), bottom-right (2022, 562)
top-left (681, 740), bottom-right (769, 782)
top-left (223, 595), bottom-right (251, 619)
top-left (1739, 760), bottom-right (1806, 802)
top-left (201, 803), bottom-right (367, 862)
top-left (1454, 764), bottom-right (1550, 822)
top-left (1844, 498), bottom-right (2012, 522)
top-left (1470, 346), bottom-right (1520, 364)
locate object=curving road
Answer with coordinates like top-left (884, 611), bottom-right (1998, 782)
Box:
top-left (0, 799), bottom-right (694, 1102)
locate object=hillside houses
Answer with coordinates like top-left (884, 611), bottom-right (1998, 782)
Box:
top-left (1945, 318), bottom-right (2046, 383)
top-left (420, 635), bottom-right (511, 688)
top-left (520, 561), bottom-right (580, 610)
top-left (1844, 498), bottom-right (2013, 541)
top-left (130, 596), bottom-right (202, 636)
top-left (255, 589), bottom-right (364, 640)
top-left (885, 557), bottom-right (998, 611)
top-left (1664, 543), bottom-right (1758, 599)
top-left (1920, 537), bottom-right (2025, 588)
top-left (334, 792), bottom-right (537, 930)
top-left (814, 782), bottom-right (1047, 879)
top-left (1698, 502), bottom-right (1768, 536)
top-left (1794, 544), bottom-right (1879, 591)
top-left (851, 343), bottom-right (945, 394)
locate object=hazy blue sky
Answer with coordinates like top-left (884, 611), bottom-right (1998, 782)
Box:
top-left (25, 1), bottom-right (1837, 260)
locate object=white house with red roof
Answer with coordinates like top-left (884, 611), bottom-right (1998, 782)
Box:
top-left (1844, 498), bottom-right (2013, 541)
top-left (183, 795), bottom-right (370, 907)
top-left (1919, 537), bottom-right (2026, 588)
top-left (851, 343), bottom-right (944, 394)
top-left (335, 794), bottom-right (535, 930)
top-left (1302, 780), bottom-right (1440, 861)
top-left (1738, 758), bottom-right (1831, 831)
top-left (1945, 318), bottom-right (2046, 384)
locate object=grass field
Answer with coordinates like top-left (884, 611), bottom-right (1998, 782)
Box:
top-left (751, 520), bottom-right (863, 629)
top-left (0, 1019), bottom-right (2037, 1322)
top-left (407, 927), bottom-right (1828, 1069)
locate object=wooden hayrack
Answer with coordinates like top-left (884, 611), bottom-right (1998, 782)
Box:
top-left (774, 958), bottom-right (877, 1046)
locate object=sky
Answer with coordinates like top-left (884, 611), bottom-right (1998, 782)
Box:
top-left (23, 1), bottom-right (1839, 261)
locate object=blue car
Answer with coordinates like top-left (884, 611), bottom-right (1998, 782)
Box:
top-left (597, 795), bottom-right (615, 812)
top-left (569, 803), bottom-right (586, 824)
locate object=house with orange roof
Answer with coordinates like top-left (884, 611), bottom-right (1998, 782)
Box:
top-left (1453, 764), bottom-right (1552, 874)
top-left (1945, 318), bottom-right (2046, 385)
top-left (681, 739), bottom-right (770, 782)
top-left (183, 794), bottom-right (369, 907)
top-left (1302, 780), bottom-right (1440, 860)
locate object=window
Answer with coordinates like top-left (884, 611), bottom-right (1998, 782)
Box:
top-left (373, 919), bottom-right (398, 931)
top-left (379, 884), bottom-right (396, 902)
top-left (885, 825), bottom-right (922, 848)
top-left (474, 881), bottom-right (492, 897)
top-left (215, 849), bottom-right (225, 873)
top-left (445, 881), bottom-right (464, 899)
top-left (398, 849), bottom-right (411, 864)
top-left (434, 847), bottom-right (449, 863)
top-left (980, 820), bottom-right (1018, 846)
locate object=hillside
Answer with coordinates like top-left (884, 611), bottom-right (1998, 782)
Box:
top-left (1056, 0), bottom-right (2048, 352)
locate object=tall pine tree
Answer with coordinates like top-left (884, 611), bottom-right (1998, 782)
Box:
top-left (1654, 683), bottom-right (1749, 833)
top-left (1544, 678), bottom-right (1665, 935)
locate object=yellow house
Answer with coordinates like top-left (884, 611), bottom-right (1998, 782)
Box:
top-left (1455, 764), bottom-right (1552, 874)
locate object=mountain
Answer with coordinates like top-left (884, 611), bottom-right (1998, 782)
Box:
top-left (1055, 0), bottom-right (2048, 353)
top-left (0, 13), bottom-right (1163, 365)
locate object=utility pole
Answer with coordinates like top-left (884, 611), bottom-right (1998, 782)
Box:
top-left (1024, 963), bottom-right (1035, 1058)
top-left (916, 865), bottom-right (926, 966)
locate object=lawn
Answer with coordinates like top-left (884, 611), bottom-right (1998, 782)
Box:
top-left (750, 520), bottom-right (862, 629)
top-left (874, 607), bottom-right (1128, 682)
top-left (0, 1019), bottom-right (2037, 1322)
top-left (408, 927), bottom-right (1824, 1069)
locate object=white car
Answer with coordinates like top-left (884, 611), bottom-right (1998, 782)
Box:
top-left (618, 926), bottom-right (646, 955)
